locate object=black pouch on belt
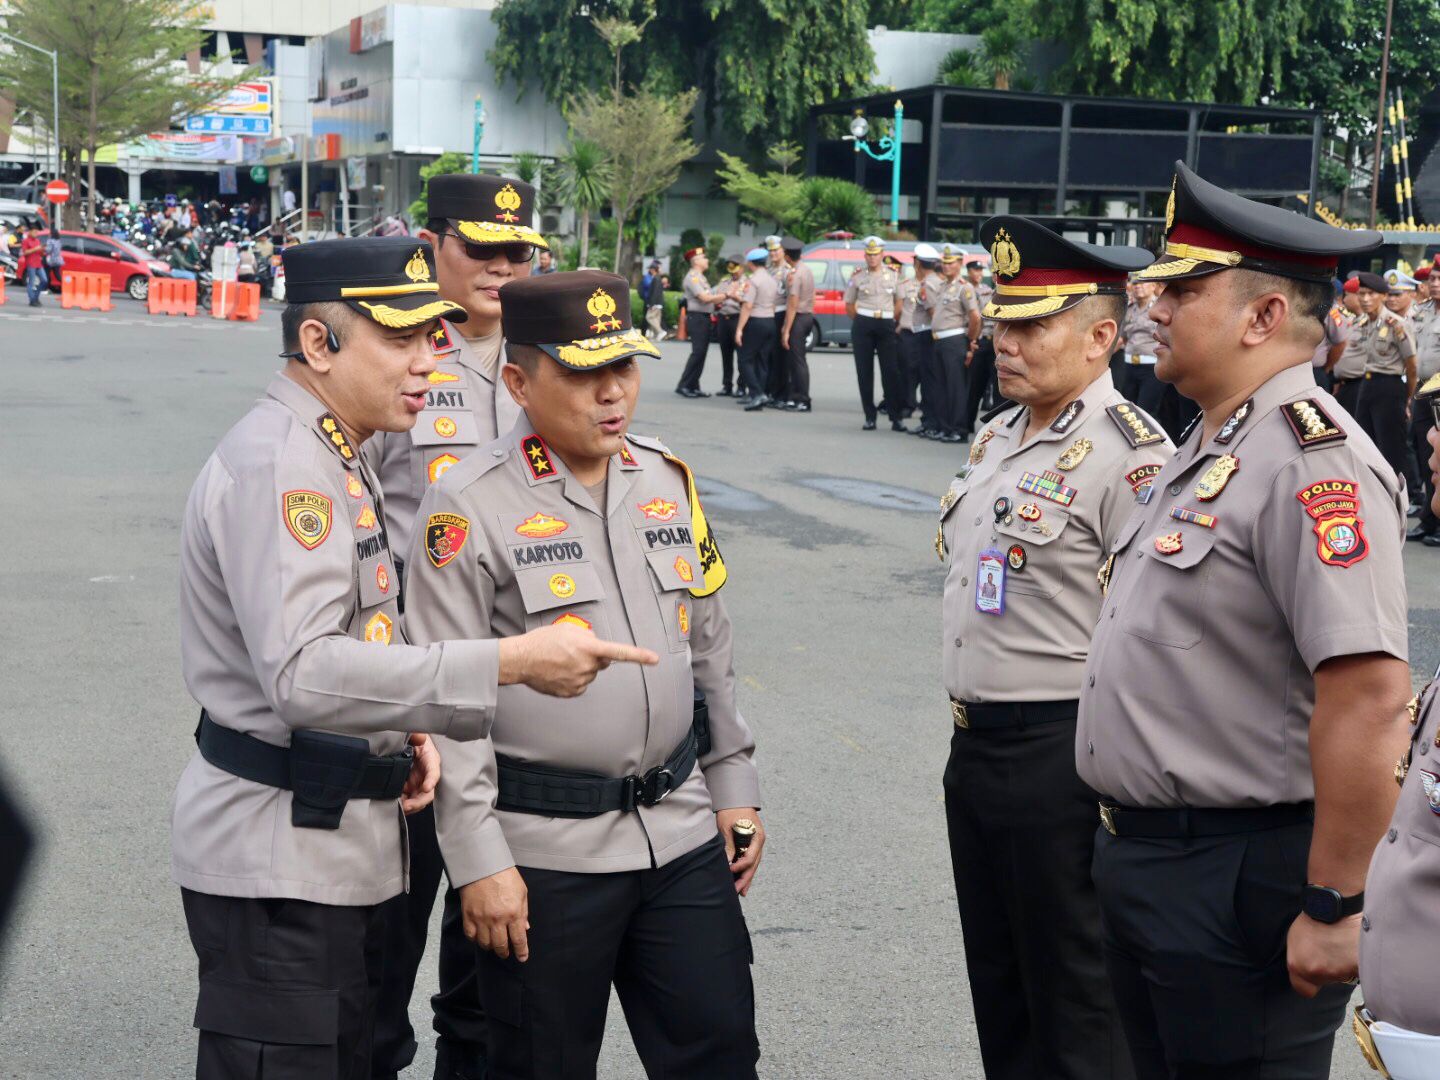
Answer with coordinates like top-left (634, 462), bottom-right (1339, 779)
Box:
top-left (289, 729), bottom-right (370, 829)
top-left (693, 688), bottom-right (711, 758)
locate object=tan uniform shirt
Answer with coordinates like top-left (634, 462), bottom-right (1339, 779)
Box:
top-left (788, 261), bottom-right (815, 314)
top-left (1411, 297), bottom-right (1433, 334)
top-left (941, 372), bottom-right (1172, 702)
top-left (926, 273), bottom-right (980, 335)
top-left (1077, 363), bottom-right (1408, 808)
top-left (897, 276), bottom-right (923, 331)
top-left (1414, 309), bottom-right (1440, 382)
top-left (741, 266), bottom-right (778, 319)
top-left (1333, 314), bottom-right (1371, 380)
top-left (403, 422), bottom-right (761, 884)
top-left (845, 266), bottom-right (898, 319)
top-left (172, 374), bottom-right (500, 905)
top-left (718, 275), bottom-right (743, 316)
top-left (1310, 304), bottom-right (1351, 369)
top-left (1120, 299), bottom-right (1161, 361)
top-left (1364, 307), bottom-right (1417, 377)
top-left (683, 269), bottom-right (715, 314)
top-left (770, 259), bottom-right (791, 308)
top-left (367, 321), bottom-right (517, 562)
top-left (974, 280), bottom-right (995, 339)
top-left (1360, 668), bottom-right (1440, 1035)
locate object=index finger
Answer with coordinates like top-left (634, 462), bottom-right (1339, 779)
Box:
top-left (590, 639), bottom-right (660, 666)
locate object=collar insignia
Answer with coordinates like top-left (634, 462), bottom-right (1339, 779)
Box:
top-left (1215, 399), bottom-right (1253, 444)
top-left (1050, 400), bottom-right (1084, 434)
top-left (318, 414), bottom-right (355, 461)
top-left (521, 433), bottom-right (556, 481)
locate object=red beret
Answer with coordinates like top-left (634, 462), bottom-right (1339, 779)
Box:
top-left (684, 247), bottom-right (705, 262)
top-left (1343, 277), bottom-right (1360, 294)
top-left (1416, 265), bottom-right (1432, 281)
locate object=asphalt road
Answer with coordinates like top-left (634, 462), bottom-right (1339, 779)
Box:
top-left (2, 298), bottom-right (1434, 1079)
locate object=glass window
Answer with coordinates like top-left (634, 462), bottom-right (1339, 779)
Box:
top-left (838, 262), bottom-right (859, 284)
top-left (802, 258), bottom-right (830, 285)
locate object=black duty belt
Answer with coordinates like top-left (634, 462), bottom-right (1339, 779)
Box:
top-left (497, 727), bottom-right (697, 818)
top-left (1364, 372), bottom-right (1404, 381)
top-left (195, 711), bottom-right (413, 829)
top-left (950, 697), bottom-right (1077, 731)
top-left (1098, 800), bottom-right (1314, 839)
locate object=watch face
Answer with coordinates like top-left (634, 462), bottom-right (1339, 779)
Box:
top-left (1303, 886), bottom-right (1342, 924)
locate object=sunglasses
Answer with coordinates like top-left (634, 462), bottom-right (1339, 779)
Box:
top-left (442, 232), bottom-right (535, 264)
top-left (1421, 390), bottom-right (1440, 430)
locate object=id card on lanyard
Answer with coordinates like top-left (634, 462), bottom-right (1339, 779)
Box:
top-left (976, 548), bottom-right (1006, 616)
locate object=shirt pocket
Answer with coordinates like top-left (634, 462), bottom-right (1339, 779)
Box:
top-left (1120, 528), bottom-right (1217, 650)
top-left (644, 549), bottom-right (697, 652)
top-left (995, 507), bottom-right (1073, 599)
top-left (407, 411), bottom-right (481, 496)
top-left (514, 561), bottom-right (609, 638)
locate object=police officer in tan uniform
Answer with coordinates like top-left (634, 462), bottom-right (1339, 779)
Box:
top-left (1357, 274), bottom-right (1418, 484)
top-left (1116, 279), bottom-right (1165, 417)
top-left (926, 242), bottom-right (983, 442)
top-left (779, 235), bottom-right (815, 411)
top-left (939, 216), bottom-right (1164, 1080)
top-left (962, 255), bottom-right (998, 431)
top-left (172, 238), bottom-right (653, 1080)
top-left (844, 235), bottom-right (902, 430)
top-left (677, 246), bottom-right (728, 398)
top-left (404, 270), bottom-right (764, 1079)
top-left (367, 172), bottom-right (547, 1080)
top-left (899, 243), bottom-right (940, 436)
top-left (765, 235), bottom-right (793, 403)
top-left (716, 256), bottom-right (744, 398)
top-left (1409, 301), bottom-right (1440, 544)
top-left (1330, 273), bottom-right (1380, 415)
top-left (1356, 376), bottom-right (1440, 1078)
top-left (735, 246), bottom-right (778, 411)
top-left (1077, 162), bottom-right (1411, 1078)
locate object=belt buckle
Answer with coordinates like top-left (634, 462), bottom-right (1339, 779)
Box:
top-left (1352, 1005), bottom-right (1391, 1077)
top-left (631, 766), bottom-right (675, 809)
top-left (950, 700), bottom-right (969, 729)
top-left (1099, 804), bottom-right (1117, 835)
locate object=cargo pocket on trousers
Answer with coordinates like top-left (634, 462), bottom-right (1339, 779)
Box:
top-left (195, 976), bottom-right (340, 1079)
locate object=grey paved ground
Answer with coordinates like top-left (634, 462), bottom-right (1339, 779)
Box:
top-left (2, 297), bottom-right (1432, 1078)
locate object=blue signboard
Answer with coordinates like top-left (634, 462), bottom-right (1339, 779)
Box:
top-left (185, 115), bottom-right (273, 136)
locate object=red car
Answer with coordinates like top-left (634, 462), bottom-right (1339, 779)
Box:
top-left (49, 230), bottom-right (172, 301)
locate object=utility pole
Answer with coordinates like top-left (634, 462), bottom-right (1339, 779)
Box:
top-left (0, 31), bottom-right (61, 225)
top-left (1369, 0), bottom-right (1396, 228)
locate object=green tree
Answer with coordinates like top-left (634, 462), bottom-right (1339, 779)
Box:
top-left (0, 0), bottom-right (252, 226)
top-left (509, 151), bottom-right (545, 187)
top-left (546, 139), bottom-right (612, 268)
top-left (407, 152), bottom-right (472, 226)
top-left (489, 0), bottom-right (877, 147)
top-left (715, 151), bottom-right (802, 229)
top-left (785, 176), bottom-right (880, 240)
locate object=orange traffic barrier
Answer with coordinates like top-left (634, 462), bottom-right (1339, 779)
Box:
top-left (0, 266), bottom-right (7, 306)
top-left (148, 277), bottom-right (197, 317)
top-left (210, 280), bottom-right (261, 321)
top-left (61, 271), bottom-right (112, 312)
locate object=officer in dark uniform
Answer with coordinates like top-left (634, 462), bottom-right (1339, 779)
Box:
top-left (1078, 162), bottom-right (1410, 1078)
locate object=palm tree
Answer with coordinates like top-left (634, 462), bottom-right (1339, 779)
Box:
top-left (549, 138), bottom-right (612, 267)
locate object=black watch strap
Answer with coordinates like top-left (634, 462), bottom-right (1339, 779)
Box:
top-left (1337, 890), bottom-right (1366, 918)
top-left (1303, 884), bottom-right (1365, 924)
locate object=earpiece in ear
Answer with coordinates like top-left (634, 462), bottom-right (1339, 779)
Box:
top-left (326, 326), bottom-right (341, 353)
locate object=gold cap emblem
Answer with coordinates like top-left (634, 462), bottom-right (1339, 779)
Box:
top-left (405, 249), bottom-right (430, 283)
top-left (1164, 176), bottom-right (1176, 232)
top-left (990, 228), bottom-right (1021, 278)
top-left (494, 183), bottom-right (522, 223)
top-left (585, 287), bottom-right (621, 332)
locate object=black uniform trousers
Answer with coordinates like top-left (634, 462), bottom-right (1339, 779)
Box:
top-left (918, 330), bottom-right (945, 432)
top-left (1332, 376), bottom-right (1361, 418)
top-left (851, 315), bottom-right (903, 423)
top-left (943, 715), bottom-right (1133, 1080)
top-left (1116, 361), bottom-right (1166, 419)
top-left (964, 336), bottom-right (997, 432)
top-left (900, 330), bottom-right (928, 427)
top-left (477, 836), bottom-right (758, 1080)
top-left (1411, 405), bottom-right (1438, 532)
top-left (899, 327), bottom-right (921, 411)
top-left (373, 805), bottom-right (488, 1080)
top-left (716, 313), bottom-right (739, 394)
top-left (786, 311), bottom-right (814, 404)
top-left (1093, 820), bottom-right (1351, 1079)
top-left (676, 312), bottom-right (711, 393)
top-left (738, 316), bottom-right (777, 403)
top-left (767, 313), bottom-right (791, 401)
top-left (1356, 374), bottom-right (1410, 480)
top-left (935, 334), bottom-right (971, 437)
top-left (183, 888), bottom-right (387, 1080)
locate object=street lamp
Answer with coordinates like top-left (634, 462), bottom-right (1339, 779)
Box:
top-left (844, 100), bottom-right (903, 231)
top-left (0, 30), bottom-right (61, 195)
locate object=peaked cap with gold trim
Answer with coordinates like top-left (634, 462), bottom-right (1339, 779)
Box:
top-left (501, 269), bottom-right (660, 370)
top-left (282, 236), bottom-right (467, 329)
top-left (978, 215), bottom-right (1151, 322)
top-left (429, 173), bottom-right (548, 248)
top-left (1138, 161), bottom-right (1381, 284)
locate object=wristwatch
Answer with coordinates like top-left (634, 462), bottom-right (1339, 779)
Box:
top-left (1302, 884), bottom-right (1364, 924)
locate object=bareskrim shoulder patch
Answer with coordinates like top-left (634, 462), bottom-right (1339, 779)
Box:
top-left (425, 512), bottom-right (470, 568)
top-left (1282, 399), bottom-right (1347, 449)
top-left (1105, 404), bottom-right (1165, 448)
top-left (283, 490), bottom-right (332, 550)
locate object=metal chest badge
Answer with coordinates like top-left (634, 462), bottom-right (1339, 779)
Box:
top-left (1195, 454), bottom-right (1239, 502)
top-left (969, 428), bottom-right (996, 465)
top-left (1055, 438), bottom-right (1093, 471)
top-left (1154, 532), bottom-right (1183, 555)
top-left (1421, 770), bottom-right (1440, 815)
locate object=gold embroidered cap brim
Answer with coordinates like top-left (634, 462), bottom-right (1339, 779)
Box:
top-left (1134, 255), bottom-right (1228, 282)
top-left (456, 219), bottom-right (549, 249)
top-left (540, 327), bottom-right (662, 370)
top-left (984, 294), bottom-right (1078, 321)
top-left (348, 296), bottom-right (468, 328)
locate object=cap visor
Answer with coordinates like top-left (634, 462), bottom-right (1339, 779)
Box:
top-left (346, 293), bottom-right (468, 328)
top-left (1134, 256), bottom-right (1228, 282)
top-left (984, 294), bottom-right (1088, 322)
top-left (456, 219), bottom-right (549, 249)
top-left (537, 328), bottom-right (661, 370)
